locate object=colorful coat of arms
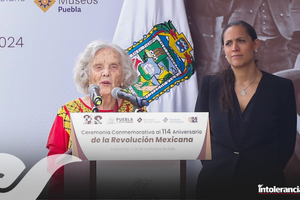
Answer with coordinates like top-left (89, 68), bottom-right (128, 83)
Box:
top-left (125, 20), bottom-right (196, 103)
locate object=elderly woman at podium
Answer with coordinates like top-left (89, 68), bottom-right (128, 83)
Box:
top-left (46, 40), bottom-right (146, 157)
top-left (45, 41), bottom-right (146, 198)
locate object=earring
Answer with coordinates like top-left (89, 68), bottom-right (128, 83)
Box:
top-left (225, 55), bottom-right (227, 58)
top-left (255, 50), bottom-right (257, 52)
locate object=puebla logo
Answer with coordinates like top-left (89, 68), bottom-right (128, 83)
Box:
top-left (34, 0), bottom-right (56, 12)
top-left (125, 20), bottom-right (195, 103)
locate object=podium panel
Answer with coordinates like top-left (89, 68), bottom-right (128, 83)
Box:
top-left (64, 160), bottom-right (184, 199)
top-left (70, 112), bottom-right (211, 161)
top-left (64, 161), bottom-right (91, 199)
top-left (64, 112), bottom-right (210, 199)
top-left (96, 161), bottom-right (180, 199)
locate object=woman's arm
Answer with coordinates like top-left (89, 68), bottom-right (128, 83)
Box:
top-left (279, 79), bottom-right (297, 169)
top-left (195, 75), bottom-right (211, 112)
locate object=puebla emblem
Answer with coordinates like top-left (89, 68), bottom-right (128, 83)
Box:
top-left (125, 20), bottom-right (195, 103)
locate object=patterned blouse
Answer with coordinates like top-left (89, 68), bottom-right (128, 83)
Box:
top-left (46, 98), bottom-right (145, 156)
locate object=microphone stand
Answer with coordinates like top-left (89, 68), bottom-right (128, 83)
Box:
top-left (90, 99), bottom-right (98, 199)
top-left (91, 98), bottom-right (100, 113)
top-left (134, 106), bottom-right (145, 112)
top-left (92, 106), bottom-right (99, 113)
top-left (134, 97), bottom-right (149, 112)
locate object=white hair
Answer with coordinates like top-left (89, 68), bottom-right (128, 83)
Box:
top-left (73, 40), bottom-right (137, 94)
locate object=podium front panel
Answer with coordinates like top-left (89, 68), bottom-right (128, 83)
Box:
top-left (96, 160), bottom-right (180, 199)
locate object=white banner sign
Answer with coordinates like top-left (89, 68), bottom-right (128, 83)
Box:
top-left (70, 112), bottom-right (210, 160)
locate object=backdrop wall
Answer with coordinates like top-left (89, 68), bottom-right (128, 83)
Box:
top-left (0, 0), bottom-right (124, 169)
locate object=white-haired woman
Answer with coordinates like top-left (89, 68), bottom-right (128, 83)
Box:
top-left (47, 40), bottom-right (144, 157)
top-left (46, 41), bottom-right (144, 198)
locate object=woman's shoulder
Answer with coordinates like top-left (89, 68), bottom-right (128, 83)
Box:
top-left (201, 73), bottom-right (221, 86)
top-left (60, 98), bottom-right (92, 113)
top-left (262, 70), bottom-right (294, 86)
top-left (261, 71), bottom-right (295, 97)
top-left (203, 73), bottom-right (219, 79)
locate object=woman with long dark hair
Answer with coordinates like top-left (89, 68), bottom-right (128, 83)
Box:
top-left (195, 20), bottom-right (297, 199)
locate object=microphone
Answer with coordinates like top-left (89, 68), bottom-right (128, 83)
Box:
top-left (88, 84), bottom-right (102, 106)
top-left (111, 87), bottom-right (149, 108)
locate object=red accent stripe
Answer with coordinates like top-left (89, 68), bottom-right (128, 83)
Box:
top-left (152, 30), bottom-right (165, 38)
top-left (63, 105), bottom-right (70, 117)
top-left (184, 52), bottom-right (192, 64)
top-left (74, 100), bottom-right (83, 112)
top-left (79, 98), bottom-right (92, 110)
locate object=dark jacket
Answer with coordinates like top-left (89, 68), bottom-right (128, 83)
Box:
top-left (195, 71), bottom-right (297, 197)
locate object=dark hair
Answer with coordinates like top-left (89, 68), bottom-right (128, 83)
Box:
top-left (221, 20), bottom-right (257, 46)
top-left (219, 20), bottom-right (258, 113)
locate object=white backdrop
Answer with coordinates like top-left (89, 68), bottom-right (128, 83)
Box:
top-left (0, 0), bottom-right (124, 169)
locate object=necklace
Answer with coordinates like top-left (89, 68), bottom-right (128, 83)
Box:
top-left (235, 70), bottom-right (257, 96)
